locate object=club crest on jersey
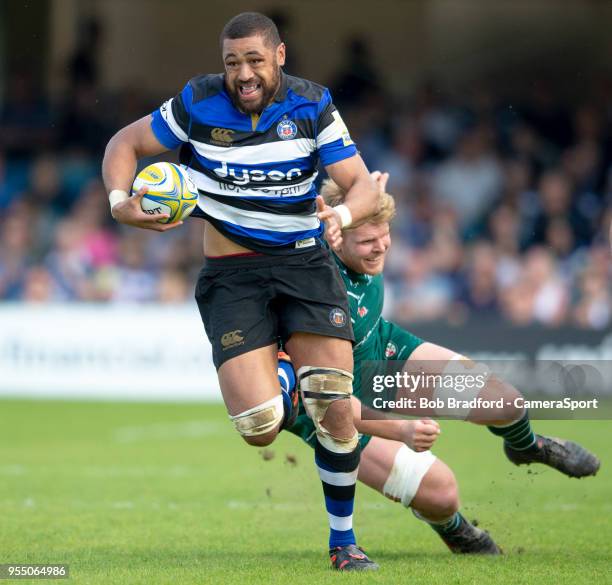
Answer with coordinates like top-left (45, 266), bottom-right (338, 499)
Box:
top-left (277, 117), bottom-right (298, 140)
top-left (329, 308), bottom-right (347, 328)
top-left (385, 342), bottom-right (397, 358)
top-left (357, 306), bottom-right (368, 318)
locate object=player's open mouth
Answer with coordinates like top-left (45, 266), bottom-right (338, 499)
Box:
top-left (239, 83), bottom-right (261, 98)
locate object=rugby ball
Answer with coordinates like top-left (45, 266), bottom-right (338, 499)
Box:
top-left (132, 162), bottom-right (198, 224)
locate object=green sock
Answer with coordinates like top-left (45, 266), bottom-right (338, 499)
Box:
top-left (488, 411), bottom-right (537, 451)
top-left (414, 510), bottom-right (463, 535)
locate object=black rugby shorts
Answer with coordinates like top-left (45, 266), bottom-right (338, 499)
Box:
top-left (195, 245), bottom-right (354, 369)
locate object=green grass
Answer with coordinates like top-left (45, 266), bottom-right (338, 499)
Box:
top-left (0, 400), bottom-right (609, 584)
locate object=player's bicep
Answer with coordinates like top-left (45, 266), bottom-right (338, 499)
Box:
top-left (105, 115), bottom-right (170, 163)
top-left (122, 115), bottom-right (171, 158)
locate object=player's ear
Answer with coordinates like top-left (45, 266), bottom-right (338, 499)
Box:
top-left (276, 42), bottom-right (286, 67)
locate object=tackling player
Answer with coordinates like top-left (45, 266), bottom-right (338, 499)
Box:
top-left (102, 12), bottom-right (380, 571)
top-left (279, 171), bottom-right (600, 552)
top-left (279, 349), bottom-right (501, 554)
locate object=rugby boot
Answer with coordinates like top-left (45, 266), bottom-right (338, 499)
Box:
top-left (504, 435), bottom-right (600, 478)
top-left (329, 544), bottom-right (379, 571)
top-left (439, 516), bottom-right (501, 555)
top-left (278, 351), bottom-right (299, 430)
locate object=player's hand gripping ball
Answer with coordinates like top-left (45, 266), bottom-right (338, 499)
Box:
top-left (132, 162), bottom-right (198, 224)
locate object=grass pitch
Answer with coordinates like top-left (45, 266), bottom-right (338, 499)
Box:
top-left (0, 400), bottom-right (610, 584)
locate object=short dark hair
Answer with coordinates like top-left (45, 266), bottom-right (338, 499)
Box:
top-left (220, 12), bottom-right (281, 49)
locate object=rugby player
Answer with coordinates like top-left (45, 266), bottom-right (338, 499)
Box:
top-left (279, 171), bottom-right (600, 552)
top-left (280, 349), bottom-right (501, 554)
top-left (102, 12), bottom-right (380, 571)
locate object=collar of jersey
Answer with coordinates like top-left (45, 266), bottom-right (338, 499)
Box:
top-left (332, 251), bottom-right (369, 284)
top-left (273, 69), bottom-right (288, 102)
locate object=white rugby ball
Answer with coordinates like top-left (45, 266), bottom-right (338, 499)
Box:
top-left (132, 162), bottom-right (198, 224)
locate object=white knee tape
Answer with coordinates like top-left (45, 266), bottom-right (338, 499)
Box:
top-left (432, 354), bottom-right (490, 418)
top-left (298, 366), bottom-right (357, 453)
top-left (230, 394), bottom-right (284, 437)
top-left (382, 445), bottom-right (437, 507)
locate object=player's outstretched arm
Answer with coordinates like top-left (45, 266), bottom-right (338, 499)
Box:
top-left (321, 154), bottom-right (378, 250)
top-left (350, 395), bottom-right (441, 452)
top-left (102, 115), bottom-right (180, 232)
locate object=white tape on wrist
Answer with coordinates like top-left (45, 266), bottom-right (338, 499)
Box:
top-left (333, 204), bottom-right (353, 228)
top-left (109, 189), bottom-right (129, 211)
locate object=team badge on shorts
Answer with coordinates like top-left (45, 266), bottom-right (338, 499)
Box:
top-left (385, 341), bottom-right (397, 358)
top-left (329, 308), bottom-right (347, 327)
top-left (277, 117), bottom-right (298, 140)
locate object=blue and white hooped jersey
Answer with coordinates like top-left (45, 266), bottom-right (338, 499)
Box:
top-left (150, 72), bottom-right (358, 254)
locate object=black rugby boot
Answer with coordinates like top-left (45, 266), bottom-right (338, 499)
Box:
top-left (329, 545), bottom-right (379, 571)
top-left (439, 516), bottom-right (501, 555)
top-left (504, 435), bottom-right (600, 478)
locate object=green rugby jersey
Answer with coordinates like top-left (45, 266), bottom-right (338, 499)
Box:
top-left (332, 252), bottom-right (385, 362)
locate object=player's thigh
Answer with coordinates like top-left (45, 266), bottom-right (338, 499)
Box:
top-left (407, 341), bottom-right (457, 372)
top-left (408, 341), bottom-right (521, 421)
top-left (285, 332), bottom-right (353, 373)
top-left (217, 343), bottom-right (280, 415)
top-left (357, 436), bottom-right (403, 493)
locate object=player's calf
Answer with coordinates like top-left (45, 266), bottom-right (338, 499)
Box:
top-left (298, 366), bottom-right (376, 565)
top-left (410, 464), bottom-right (500, 554)
top-left (474, 376), bottom-right (524, 425)
top-left (433, 359), bottom-right (524, 426)
top-left (415, 510), bottom-right (501, 555)
top-left (376, 446), bottom-right (501, 555)
top-left (409, 460), bottom-right (459, 522)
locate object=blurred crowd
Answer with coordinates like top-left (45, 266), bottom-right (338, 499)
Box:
top-left (0, 27), bottom-right (611, 330)
top-left (347, 79), bottom-right (612, 330)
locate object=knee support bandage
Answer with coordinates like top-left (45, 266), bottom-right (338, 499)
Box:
top-left (382, 445), bottom-right (437, 507)
top-left (230, 394), bottom-right (284, 437)
top-left (298, 366), bottom-right (358, 453)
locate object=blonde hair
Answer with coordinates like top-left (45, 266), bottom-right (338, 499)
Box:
top-left (320, 178), bottom-right (396, 230)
